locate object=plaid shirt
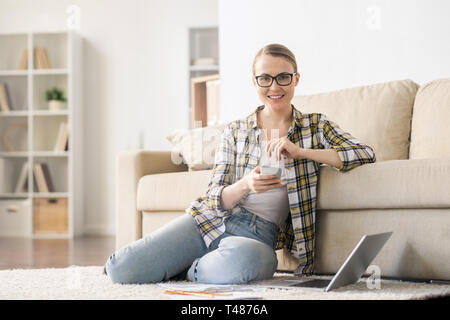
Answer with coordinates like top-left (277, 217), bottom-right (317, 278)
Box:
top-left (186, 104), bottom-right (376, 275)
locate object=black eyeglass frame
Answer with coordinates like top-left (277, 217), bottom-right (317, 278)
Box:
top-left (254, 72), bottom-right (297, 87)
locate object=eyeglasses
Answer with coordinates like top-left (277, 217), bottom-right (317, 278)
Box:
top-left (255, 72), bottom-right (297, 87)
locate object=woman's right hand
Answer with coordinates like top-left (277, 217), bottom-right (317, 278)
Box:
top-left (244, 166), bottom-right (283, 193)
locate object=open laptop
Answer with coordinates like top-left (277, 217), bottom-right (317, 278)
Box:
top-left (262, 231), bottom-right (393, 292)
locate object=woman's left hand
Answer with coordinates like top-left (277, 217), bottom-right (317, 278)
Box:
top-left (266, 136), bottom-right (302, 161)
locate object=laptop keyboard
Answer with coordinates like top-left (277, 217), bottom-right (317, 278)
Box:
top-left (291, 279), bottom-right (331, 288)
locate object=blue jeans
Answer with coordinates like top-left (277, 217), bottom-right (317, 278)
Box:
top-left (105, 207), bottom-right (279, 284)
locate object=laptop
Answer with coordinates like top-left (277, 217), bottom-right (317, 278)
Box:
top-left (262, 231), bottom-right (393, 292)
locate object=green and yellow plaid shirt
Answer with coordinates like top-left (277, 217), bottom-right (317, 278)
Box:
top-left (186, 104), bottom-right (376, 275)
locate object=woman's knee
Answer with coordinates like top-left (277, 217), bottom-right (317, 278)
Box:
top-left (104, 240), bottom-right (163, 284)
top-left (194, 236), bottom-right (278, 284)
top-left (105, 217), bottom-right (206, 284)
top-left (105, 252), bottom-right (126, 284)
top-left (105, 251), bottom-right (144, 284)
top-left (220, 236), bottom-right (278, 273)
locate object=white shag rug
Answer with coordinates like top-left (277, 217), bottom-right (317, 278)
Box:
top-left (1, 266), bottom-right (449, 300)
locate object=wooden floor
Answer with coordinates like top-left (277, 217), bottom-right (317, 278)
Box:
top-left (0, 236), bottom-right (116, 270)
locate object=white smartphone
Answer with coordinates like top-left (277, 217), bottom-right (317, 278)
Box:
top-left (260, 165), bottom-right (281, 178)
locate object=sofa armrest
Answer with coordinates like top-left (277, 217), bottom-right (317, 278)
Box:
top-left (116, 150), bottom-right (188, 250)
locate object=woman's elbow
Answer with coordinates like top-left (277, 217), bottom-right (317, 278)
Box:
top-left (367, 146), bottom-right (376, 163)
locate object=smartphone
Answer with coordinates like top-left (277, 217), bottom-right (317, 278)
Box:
top-left (260, 165), bottom-right (281, 178)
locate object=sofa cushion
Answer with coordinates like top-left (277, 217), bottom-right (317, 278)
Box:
top-left (409, 78), bottom-right (450, 159)
top-left (166, 123), bottom-right (227, 171)
top-left (317, 159), bottom-right (450, 209)
top-left (137, 159), bottom-right (450, 212)
top-left (137, 169), bottom-right (212, 211)
top-left (292, 79), bottom-right (419, 162)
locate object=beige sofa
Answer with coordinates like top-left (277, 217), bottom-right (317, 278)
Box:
top-left (116, 78), bottom-right (450, 281)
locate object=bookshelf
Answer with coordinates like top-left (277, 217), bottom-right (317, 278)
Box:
top-left (0, 31), bottom-right (82, 238)
top-left (188, 26), bottom-right (220, 128)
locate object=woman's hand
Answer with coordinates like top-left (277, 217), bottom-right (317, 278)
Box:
top-left (266, 136), bottom-right (302, 161)
top-left (244, 166), bottom-right (283, 193)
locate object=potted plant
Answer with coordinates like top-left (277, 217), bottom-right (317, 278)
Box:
top-left (46, 87), bottom-right (67, 110)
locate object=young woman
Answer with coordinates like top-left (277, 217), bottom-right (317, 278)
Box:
top-left (104, 44), bottom-right (376, 285)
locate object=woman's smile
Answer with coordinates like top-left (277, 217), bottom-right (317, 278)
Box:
top-left (268, 94), bottom-right (285, 101)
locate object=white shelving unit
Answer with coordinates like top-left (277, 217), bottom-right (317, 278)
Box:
top-left (0, 30), bottom-right (82, 238)
top-left (188, 26), bottom-right (219, 129)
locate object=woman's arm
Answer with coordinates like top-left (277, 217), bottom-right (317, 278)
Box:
top-left (315, 114), bottom-right (376, 171)
top-left (204, 124), bottom-right (237, 216)
top-left (220, 178), bottom-right (250, 211)
top-left (296, 148), bottom-right (343, 170)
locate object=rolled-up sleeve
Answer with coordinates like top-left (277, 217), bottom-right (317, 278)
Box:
top-left (204, 123), bottom-right (236, 216)
top-left (317, 114), bottom-right (376, 172)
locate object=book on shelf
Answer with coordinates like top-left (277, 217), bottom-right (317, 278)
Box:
top-left (33, 162), bottom-right (55, 193)
top-left (24, 169), bottom-right (39, 193)
top-left (14, 161), bottom-right (29, 193)
top-left (40, 163), bottom-right (55, 192)
top-left (33, 163), bottom-right (48, 193)
top-left (34, 47), bottom-right (51, 69)
top-left (15, 162), bottom-right (56, 194)
top-left (54, 122), bottom-right (69, 152)
top-left (0, 82), bottom-right (12, 112)
top-left (18, 49), bottom-right (28, 70)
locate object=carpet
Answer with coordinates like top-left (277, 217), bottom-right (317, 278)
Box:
top-left (1, 266), bottom-right (449, 300)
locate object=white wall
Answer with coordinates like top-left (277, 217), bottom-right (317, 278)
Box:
top-left (0, 0), bottom-right (218, 235)
top-left (218, 0), bottom-right (450, 123)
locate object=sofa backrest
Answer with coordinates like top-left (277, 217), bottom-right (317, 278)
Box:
top-left (409, 78), bottom-right (450, 159)
top-left (291, 79), bottom-right (419, 161)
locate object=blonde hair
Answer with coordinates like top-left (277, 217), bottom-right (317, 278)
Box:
top-left (252, 43), bottom-right (298, 75)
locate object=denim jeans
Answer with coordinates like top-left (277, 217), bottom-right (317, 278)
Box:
top-left (105, 206), bottom-right (279, 285)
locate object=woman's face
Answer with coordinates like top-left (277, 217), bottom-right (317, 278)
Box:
top-left (252, 54), bottom-right (300, 113)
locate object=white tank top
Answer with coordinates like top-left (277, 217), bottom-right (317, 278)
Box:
top-left (240, 131), bottom-right (290, 228)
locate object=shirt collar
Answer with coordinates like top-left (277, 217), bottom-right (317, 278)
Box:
top-left (246, 104), bottom-right (303, 131)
